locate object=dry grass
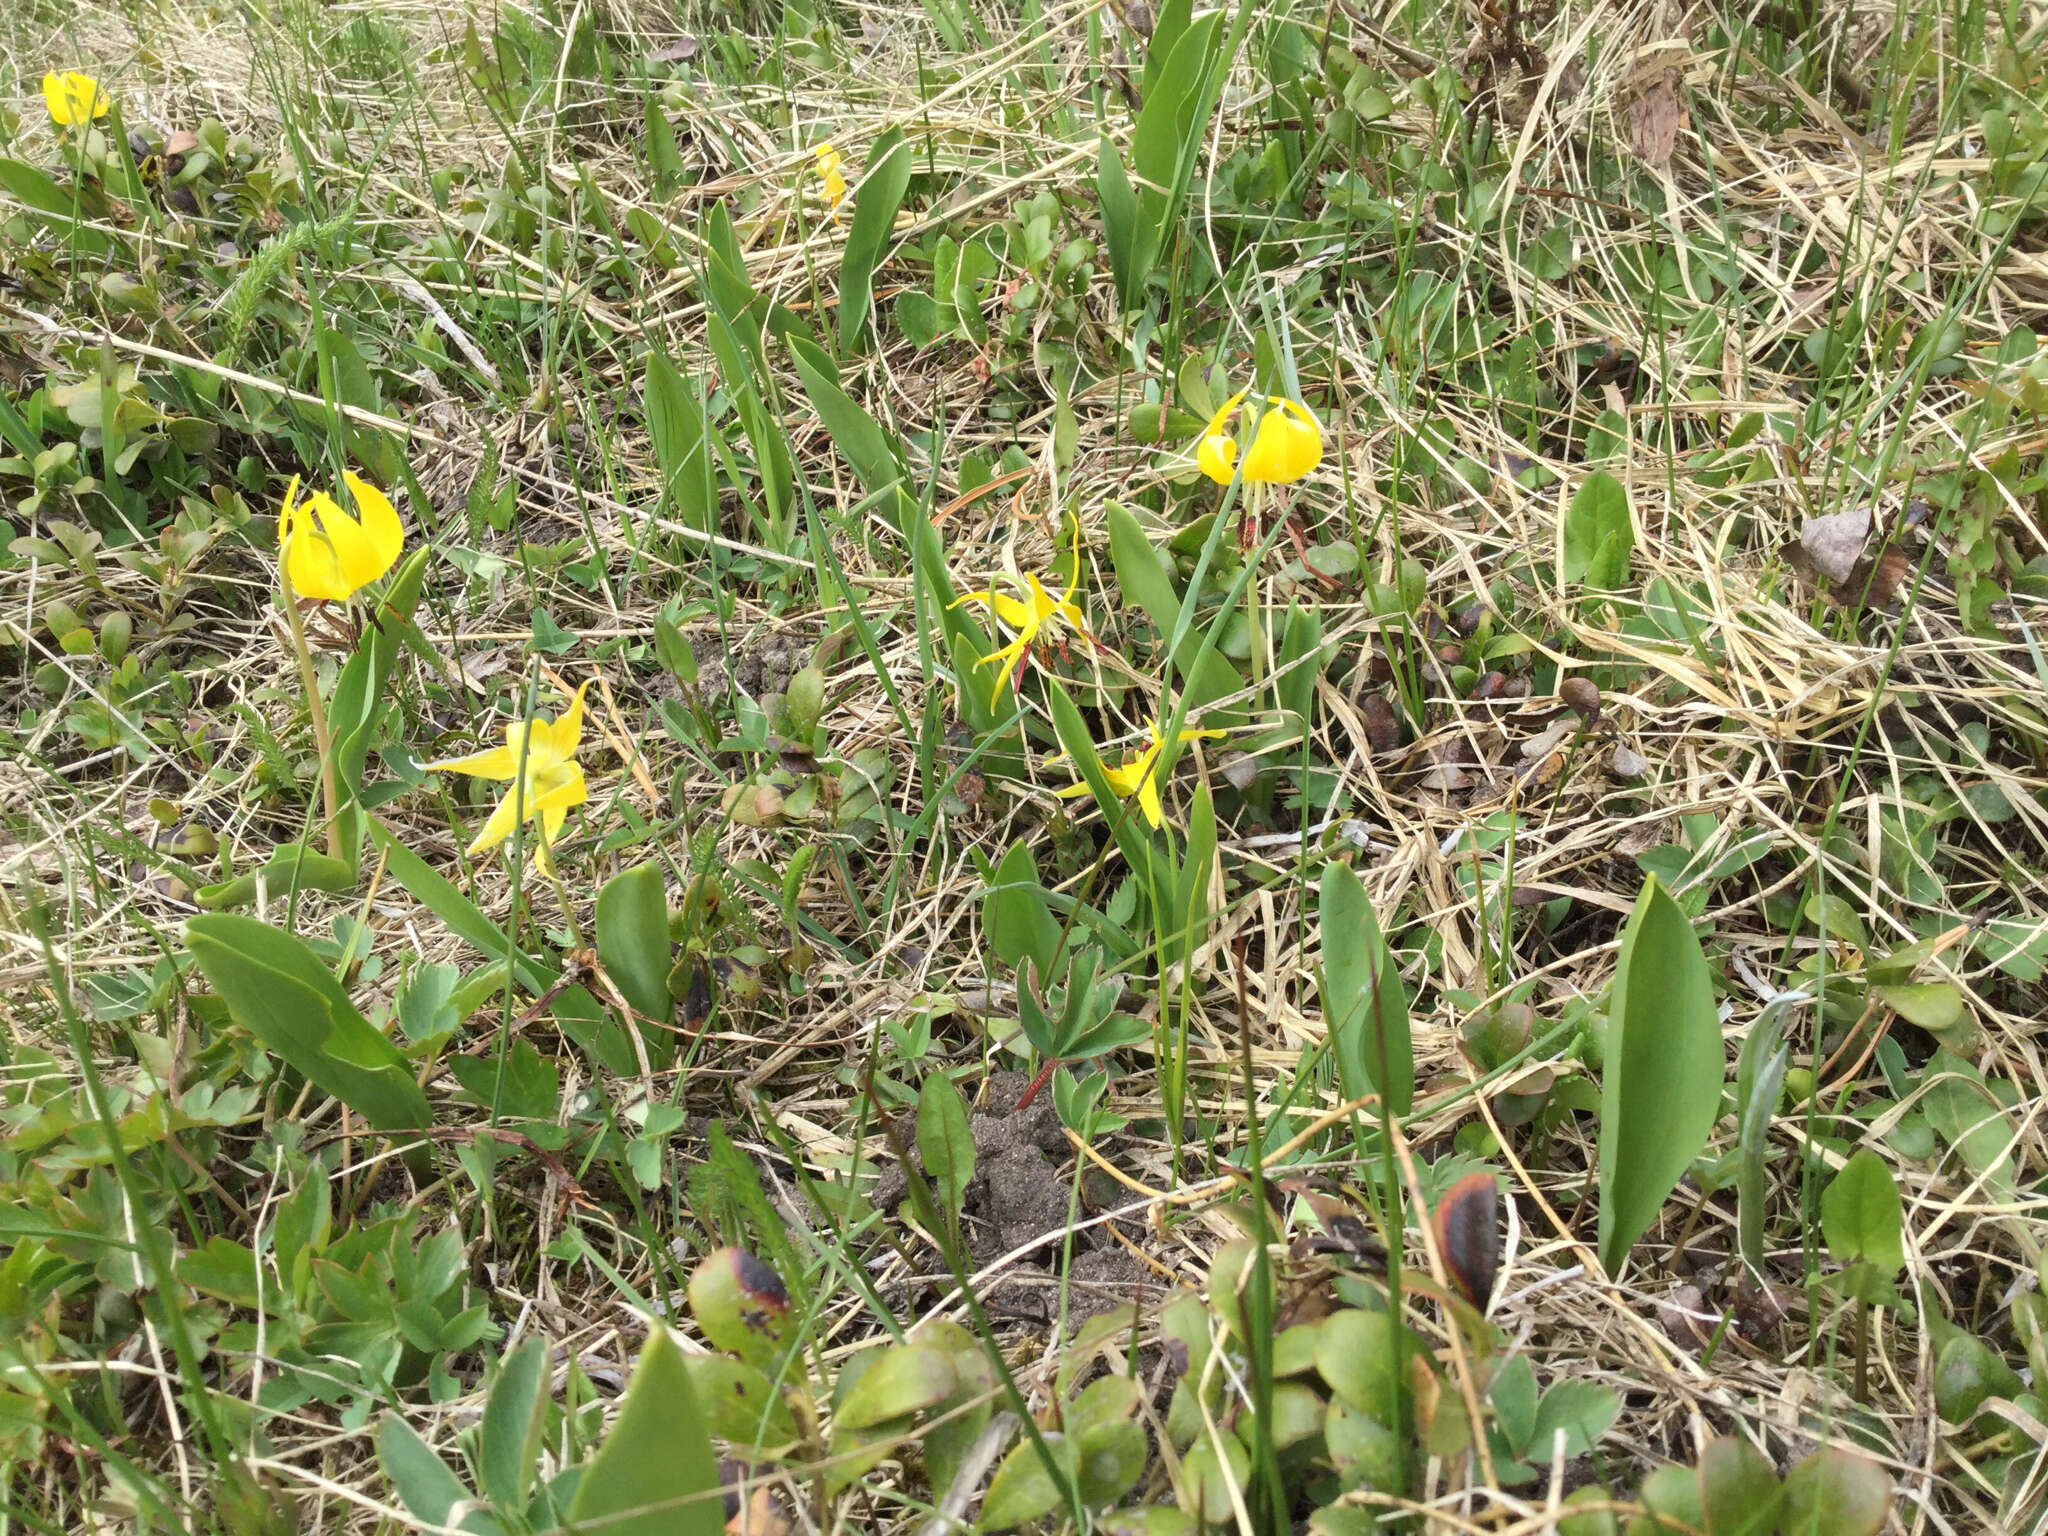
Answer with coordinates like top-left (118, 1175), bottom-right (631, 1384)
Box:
top-left (4, 0), bottom-right (2048, 1530)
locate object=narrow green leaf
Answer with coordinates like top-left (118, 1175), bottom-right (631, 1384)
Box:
top-left (916, 1072), bottom-right (975, 1224)
top-left (645, 347), bottom-right (718, 538)
top-left (185, 914), bottom-right (431, 1134)
top-left (478, 1337), bottom-right (549, 1512)
top-left (1047, 681), bottom-right (1156, 882)
top-left (1105, 502), bottom-right (1244, 708)
top-left (837, 127), bottom-right (913, 351)
top-left (1595, 875), bottom-right (1723, 1276)
top-left (1316, 862), bottom-right (1412, 1115)
top-left (566, 1324), bottom-right (724, 1536)
top-left (787, 334), bottom-right (905, 497)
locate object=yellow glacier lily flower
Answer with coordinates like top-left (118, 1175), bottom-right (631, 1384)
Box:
top-left (278, 471), bottom-right (405, 602)
top-left (950, 531), bottom-right (1090, 708)
top-left (43, 71), bottom-right (108, 127)
top-left (425, 682), bottom-right (591, 873)
top-left (813, 144), bottom-right (847, 210)
top-left (1194, 388), bottom-right (1323, 486)
top-left (1055, 719), bottom-right (1225, 829)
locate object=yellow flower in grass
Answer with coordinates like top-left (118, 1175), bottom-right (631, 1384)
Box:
top-left (1194, 389), bottom-right (1323, 486)
top-left (1056, 719), bottom-right (1225, 830)
top-left (813, 144), bottom-right (847, 210)
top-left (950, 532), bottom-right (1089, 708)
top-left (278, 472), bottom-right (404, 602)
top-left (43, 71), bottom-right (108, 127)
top-left (426, 683), bottom-right (591, 874)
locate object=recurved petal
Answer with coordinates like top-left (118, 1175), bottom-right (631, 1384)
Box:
top-left (341, 472), bottom-right (404, 579)
top-left (464, 785), bottom-right (525, 857)
top-left (423, 744), bottom-right (521, 779)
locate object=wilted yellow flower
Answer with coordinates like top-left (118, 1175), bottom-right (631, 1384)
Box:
top-left (43, 71), bottom-right (108, 127)
top-left (426, 682), bottom-right (590, 873)
top-left (1056, 719), bottom-right (1225, 829)
top-left (278, 472), bottom-right (404, 603)
top-left (951, 531), bottom-right (1089, 708)
top-left (1195, 389), bottom-right (1323, 486)
top-left (813, 144), bottom-right (847, 210)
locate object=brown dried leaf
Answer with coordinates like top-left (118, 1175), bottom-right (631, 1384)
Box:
top-left (1797, 504), bottom-right (1873, 583)
top-left (1628, 67), bottom-right (1687, 168)
top-left (1359, 693), bottom-right (1403, 755)
top-left (1838, 546), bottom-right (1910, 609)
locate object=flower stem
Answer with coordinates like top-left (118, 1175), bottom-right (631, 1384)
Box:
top-left (280, 569), bottom-right (344, 862)
top-left (545, 864), bottom-right (589, 950)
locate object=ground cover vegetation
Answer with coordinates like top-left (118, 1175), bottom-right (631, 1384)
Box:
top-left (3, 0), bottom-right (2048, 1529)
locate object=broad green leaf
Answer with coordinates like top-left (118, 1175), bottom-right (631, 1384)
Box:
top-left (0, 159), bottom-right (112, 254)
top-left (567, 1324), bottom-right (723, 1536)
top-left (1314, 1308), bottom-right (1408, 1428)
top-left (378, 1415), bottom-right (499, 1535)
top-left (186, 914), bottom-right (431, 1134)
top-left (1778, 1446), bottom-right (1891, 1536)
top-left (1094, 138), bottom-right (1140, 306)
top-left (1871, 981), bottom-right (1963, 1032)
top-left (1317, 861), bottom-right (1412, 1115)
top-left (1528, 1381), bottom-right (1619, 1460)
top-left (983, 840), bottom-right (1062, 976)
top-left (1595, 876), bottom-right (1723, 1276)
top-left (787, 334), bottom-right (905, 498)
top-left (1562, 471), bottom-right (1633, 586)
top-left (983, 1432), bottom-right (1076, 1530)
top-left (1488, 1354), bottom-right (1537, 1455)
top-left (1104, 503), bottom-right (1242, 708)
top-left (1076, 1418), bottom-right (1148, 1507)
top-left (1179, 1428), bottom-right (1249, 1524)
top-left (837, 127), bottom-right (913, 351)
top-left (595, 862), bottom-right (674, 1060)
top-left (917, 1320), bottom-right (995, 1504)
top-left (1820, 1149), bottom-right (1905, 1274)
top-left (682, 1355), bottom-right (799, 1448)
top-left (917, 1071), bottom-right (975, 1223)
top-left (479, 1337), bottom-right (549, 1512)
top-left (833, 1344), bottom-right (958, 1430)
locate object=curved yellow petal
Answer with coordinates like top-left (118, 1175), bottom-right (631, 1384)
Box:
top-left (1241, 397), bottom-right (1323, 483)
top-left (1137, 774), bottom-right (1165, 828)
top-left (43, 71), bottom-right (106, 126)
top-left (1196, 431), bottom-right (1237, 485)
top-left (423, 745), bottom-right (521, 779)
top-left (276, 475), bottom-right (303, 550)
top-left (545, 681), bottom-right (590, 758)
top-left (465, 785), bottom-right (524, 857)
top-left (283, 498), bottom-right (354, 602)
top-left (340, 472), bottom-right (404, 582)
top-left (1193, 387), bottom-right (1249, 485)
